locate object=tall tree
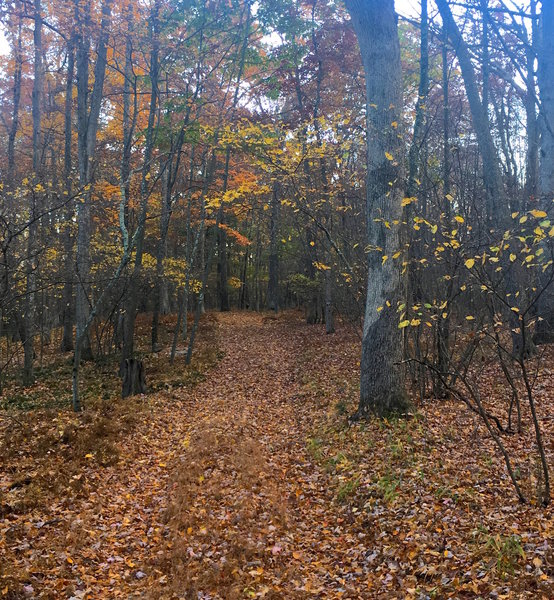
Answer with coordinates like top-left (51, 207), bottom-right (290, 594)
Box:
top-left (344, 0), bottom-right (409, 417)
top-left (72, 0), bottom-right (112, 409)
top-left (22, 0), bottom-right (44, 384)
top-left (121, 0), bottom-right (160, 363)
top-left (61, 30), bottom-right (75, 352)
top-left (436, 0), bottom-right (508, 223)
top-left (535, 0), bottom-right (554, 343)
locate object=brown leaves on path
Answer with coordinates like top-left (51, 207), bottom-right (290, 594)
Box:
top-left (157, 312), bottom-right (362, 598)
top-left (2, 311), bottom-right (553, 599)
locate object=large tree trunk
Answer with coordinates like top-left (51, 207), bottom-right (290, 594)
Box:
top-left (344, 0), bottom-right (409, 417)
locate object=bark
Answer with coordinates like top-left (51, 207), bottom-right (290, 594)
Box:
top-left (152, 127), bottom-right (185, 352)
top-left (71, 0), bottom-right (112, 410)
top-left (75, 0), bottom-right (112, 365)
top-left (534, 1), bottom-right (554, 343)
top-left (7, 2), bottom-right (22, 185)
top-left (524, 13), bottom-right (539, 209)
top-left (267, 184), bottom-right (280, 313)
top-left (121, 359), bottom-right (146, 398)
top-left (436, 0), bottom-right (508, 223)
top-left (121, 0), bottom-right (159, 362)
top-left (217, 3), bottom-right (251, 312)
top-left (406, 0), bottom-right (430, 396)
top-left (436, 23), bottom-right (451, 397)
top-left (23, 0), bottom-right (43, 385)
top-left (151, 167), bottom-right (171, 352)
top-left (61, 34), bottom-right (75, 352)
top-left (344, 0), bottom-right (410, 417)
top-left (120, 2), bottom-right (136, 232)
top-left (438, 0), bottom-right (532, 355)
top-left (311, 4), bottom-right (334, 333)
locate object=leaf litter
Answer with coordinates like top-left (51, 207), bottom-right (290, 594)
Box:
top-left (1, 311), bottom-right (553, 598)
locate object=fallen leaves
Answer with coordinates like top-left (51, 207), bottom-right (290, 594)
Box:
top-left (0, 311), bottom-right (552, 598)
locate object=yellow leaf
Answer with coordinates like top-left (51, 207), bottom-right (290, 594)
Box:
top-left (398, 320), bottom-right (410, 329)
top-left (85, 453), bottom-right (93, 459)
top-left (309, 241), bottom-right (315, 246)
top-left (465, 315), bottom-right (475, 320)
top-left (464, 258), bottom-right (475, 269)
top-left (385, 152), bottom-right (394, 161)
top-left (530, 209), bottom-right (547, 218)
top-left (454, 215), bottom-right (464, 223)
top-left (445, 193), bottom-right (454, 202)
top-left (510, 254), bottom-right (516, 262)
top-left (67, 557), bottom-right (74, 564)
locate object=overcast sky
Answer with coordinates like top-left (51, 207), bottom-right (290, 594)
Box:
top-left (0, 1), bottom-right (424, 57)
top-left (395, 0), bottom-right (422, 18)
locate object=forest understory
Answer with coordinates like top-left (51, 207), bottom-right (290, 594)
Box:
top-left (0, 311), bottom-right (552, 599)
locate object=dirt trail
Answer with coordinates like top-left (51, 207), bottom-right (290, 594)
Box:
top-left (4, 311), bottom-right (552, 598)
top-left (159, 311), bottom-right (364, 598)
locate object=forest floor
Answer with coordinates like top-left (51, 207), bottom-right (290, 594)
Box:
top-left (1, 311), bottom-right (553, 599)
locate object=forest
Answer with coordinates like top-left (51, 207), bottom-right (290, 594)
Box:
top-left (0, 0), bottom-right (553, 597)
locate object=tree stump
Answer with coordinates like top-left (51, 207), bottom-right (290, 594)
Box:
top-left (121, 359), bottom-right (147, 398)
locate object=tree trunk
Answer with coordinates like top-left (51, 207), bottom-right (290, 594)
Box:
top-left (23, 0), bottom-right (43, 385)
top-left (436, 0), bottom-right (508, 223)
top-left (436, 23), bottom-right (451, 398)
top-left (523, 0), bottom-right (539, 211)
top-left (267, 184), bottom-right (280, 312)
top-left (344, 0), bottom-right (409, 417)
top-left (7, 2), bottom-right (22, 186)
top-left (534, 1), bottom-right (554, 343)
top-left (122, 0), bottom-right (159, 362)
top-left (75, 0), bottom-right (112, 365)
top-left (61, 34), bottom-right (75, 352)
top-left (121, 359), bottom-right (147, 398)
